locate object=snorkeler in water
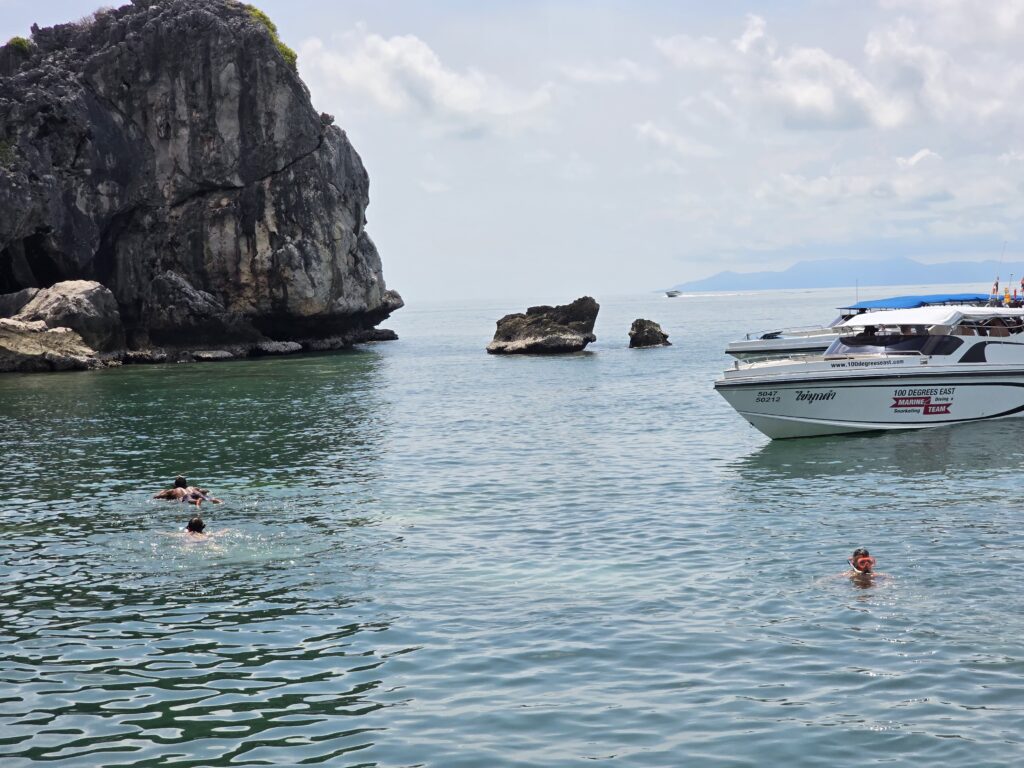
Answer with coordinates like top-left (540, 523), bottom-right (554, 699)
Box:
top-left (848, 547), bottom-right (876, 574)
top-left (154, 475), bottom-right (222, 506)
top-left (845, 547), bottom-right (887, 582)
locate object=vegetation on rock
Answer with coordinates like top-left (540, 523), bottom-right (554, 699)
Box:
top-left (244, 5), bottom-right (297, 70)
top-left (0, 139), bottom-right (14, 168)
top-left (5, 36), bottom-right (31, 55)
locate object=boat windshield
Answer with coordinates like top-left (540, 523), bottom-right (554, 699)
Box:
top-left (825, 332), bottom-right (963, 357)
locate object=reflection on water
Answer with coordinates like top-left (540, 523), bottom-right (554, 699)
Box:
top-left (1, 351), bottom-right (389, 508)
top-left (733, 417), bottom-right (1024, 483)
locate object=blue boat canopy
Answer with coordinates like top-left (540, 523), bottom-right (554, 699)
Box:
top-left (839, 293), bottom-right (991, 311)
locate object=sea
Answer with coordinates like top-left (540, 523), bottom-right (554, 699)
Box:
top-left (2, 286), bottom-right (1024, 767)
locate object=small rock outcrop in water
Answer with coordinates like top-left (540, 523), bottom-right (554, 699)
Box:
top-left (487, 297), bottom-right (599, 354)
top-left (628, 318), bottom-right (671, 348)
top-left (0, 0), bottom-right (402, 368)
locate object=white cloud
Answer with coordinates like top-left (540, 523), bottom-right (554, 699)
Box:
top-left (418, 180), bottom-right (450, 194)
top-left (635, 121), bottom-right (720, 159)
top-left (656, 16), bottom-right (907, 130)
top-left (880, 0), bottom-right (1024, 43)
top-left (559, 58), bottom-right (657, 84)
top-left (767, 46), bottom-right (909, 128)
top-left (896, 148), bottom-right (941, 167)
top-left (865, 17), bottom-right (1021, 124)
top-left (299, 32), bottom-right (553, 131)
top-left (732, 14), bottom-right (773, 56)
top-left (654, 34), bottom-right (743, 71)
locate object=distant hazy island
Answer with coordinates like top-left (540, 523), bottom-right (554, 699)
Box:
top-left (671, 256), bottom-right (1024, 292)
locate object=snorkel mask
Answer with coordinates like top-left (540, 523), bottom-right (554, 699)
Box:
top-left (849, 552), bottom-right (876, 573)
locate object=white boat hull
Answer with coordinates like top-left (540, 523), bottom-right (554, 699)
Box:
top-left (716, 364), bottom-right (1024, 439)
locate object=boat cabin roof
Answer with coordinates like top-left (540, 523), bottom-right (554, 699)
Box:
top-left (838, 293), bottom-right (990, 312)
top-left (837, 306), bottom-right (1024, 330)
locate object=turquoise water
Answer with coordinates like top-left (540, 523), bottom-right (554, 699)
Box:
top-left (3, 289), bottom-right (1024, 766)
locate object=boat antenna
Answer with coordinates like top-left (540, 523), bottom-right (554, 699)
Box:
top-left (855, 278), bottom-right (859, 303)
top-left (990, 241), bottom-right (1008, 297)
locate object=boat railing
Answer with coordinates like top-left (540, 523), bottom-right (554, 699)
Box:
top-left (735, 352), bottom-right (829, 367)
top-left (745, 324), bottom-right (832, 340)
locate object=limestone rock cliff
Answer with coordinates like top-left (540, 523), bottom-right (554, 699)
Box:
top-left (0, 0), bottom-right (402, 350)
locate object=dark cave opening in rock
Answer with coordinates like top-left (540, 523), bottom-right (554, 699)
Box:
top-left (0, 229), bottom-right (70, 292)
top-left (92, 209), bottom-right (135, 287)
top-left (0, 244), bottom-right (19, 293)
top-left (22, 231), bottom-right (67, 286)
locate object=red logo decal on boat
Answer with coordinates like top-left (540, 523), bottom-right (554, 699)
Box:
top-left (891, 395), bottom-right (952, 415)
top-left (891, 396), bottom-right (930, 408)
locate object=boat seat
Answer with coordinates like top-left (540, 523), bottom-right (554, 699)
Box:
top-left (954, 325), bottom-right (975, 335)
top-left (990, 326), bottom-right (1010, 337)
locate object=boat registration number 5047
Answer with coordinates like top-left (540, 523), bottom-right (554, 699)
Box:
top-left (755, 390), bottom-right (781, 403)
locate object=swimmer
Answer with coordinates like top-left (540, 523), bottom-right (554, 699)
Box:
top-left (180, 515), bottom-right (231, 542)
top-left (845, 547), bottom-right (887, 584)
top-left (154, 475), bottom-right (222, 506)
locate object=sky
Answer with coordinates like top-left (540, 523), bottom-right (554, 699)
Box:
top-left (4, 0), bottom-right (1024, 301)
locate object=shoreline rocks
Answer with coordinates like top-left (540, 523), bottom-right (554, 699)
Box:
top-left (15, 280), bottom-right (125, 352)
top-left (0, 317), bottom-right (105, 372)
top-left (629, 318), bottom-right (671, 348)
top-left (487, 297), bottom-right (599, 354)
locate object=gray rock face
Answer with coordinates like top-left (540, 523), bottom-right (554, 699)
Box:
top-left (0, 287), bottom-right (39, 318)
top-left (139, 270), bottom-right (259, 346)
top-left (487, 297), bottom-right (599, 354)
top-left (629, 318), bottom-right (671, 348)
top-left (0, 0), bottom-right (401, 351)
top-left (0, 316), bottom-right (101, 371)
top-left (16, 279), bottom-right (125, 351)
top-left (253, 340), bottom-right (302, 356)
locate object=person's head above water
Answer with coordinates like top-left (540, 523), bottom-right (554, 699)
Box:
top-left (186, 516), bottom-right (205, 533)
top-left (849, 547), bottom-right (877, 573)
top-left (174, 475), bottom-right (188, 488)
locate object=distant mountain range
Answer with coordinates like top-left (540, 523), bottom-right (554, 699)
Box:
top-left (671, 257), bottom-right (1024, 292)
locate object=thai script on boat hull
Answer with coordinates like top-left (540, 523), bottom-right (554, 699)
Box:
top-left (795, 390), bottom-right (837, 403)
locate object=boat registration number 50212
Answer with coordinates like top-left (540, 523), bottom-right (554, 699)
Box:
top-left (755, 390), bottom-right (780, 403)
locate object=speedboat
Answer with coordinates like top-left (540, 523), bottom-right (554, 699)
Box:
top-left (725, 292), bottom-right (991, 360)
top-left (666, 290), bottom-right (682, 297)
top-left (715, 305), bottom-right (1024, 439)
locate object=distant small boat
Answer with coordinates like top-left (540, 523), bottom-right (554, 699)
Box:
top-left (665, 290), bottom-right (681, 297)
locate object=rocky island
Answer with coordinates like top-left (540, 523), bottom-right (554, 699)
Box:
top-left (487, 297), bottom-right (599, 354)
top-left (0, 0), bottom-right (402, 371)
top-left (628, 318), bottom-right (670, 348)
